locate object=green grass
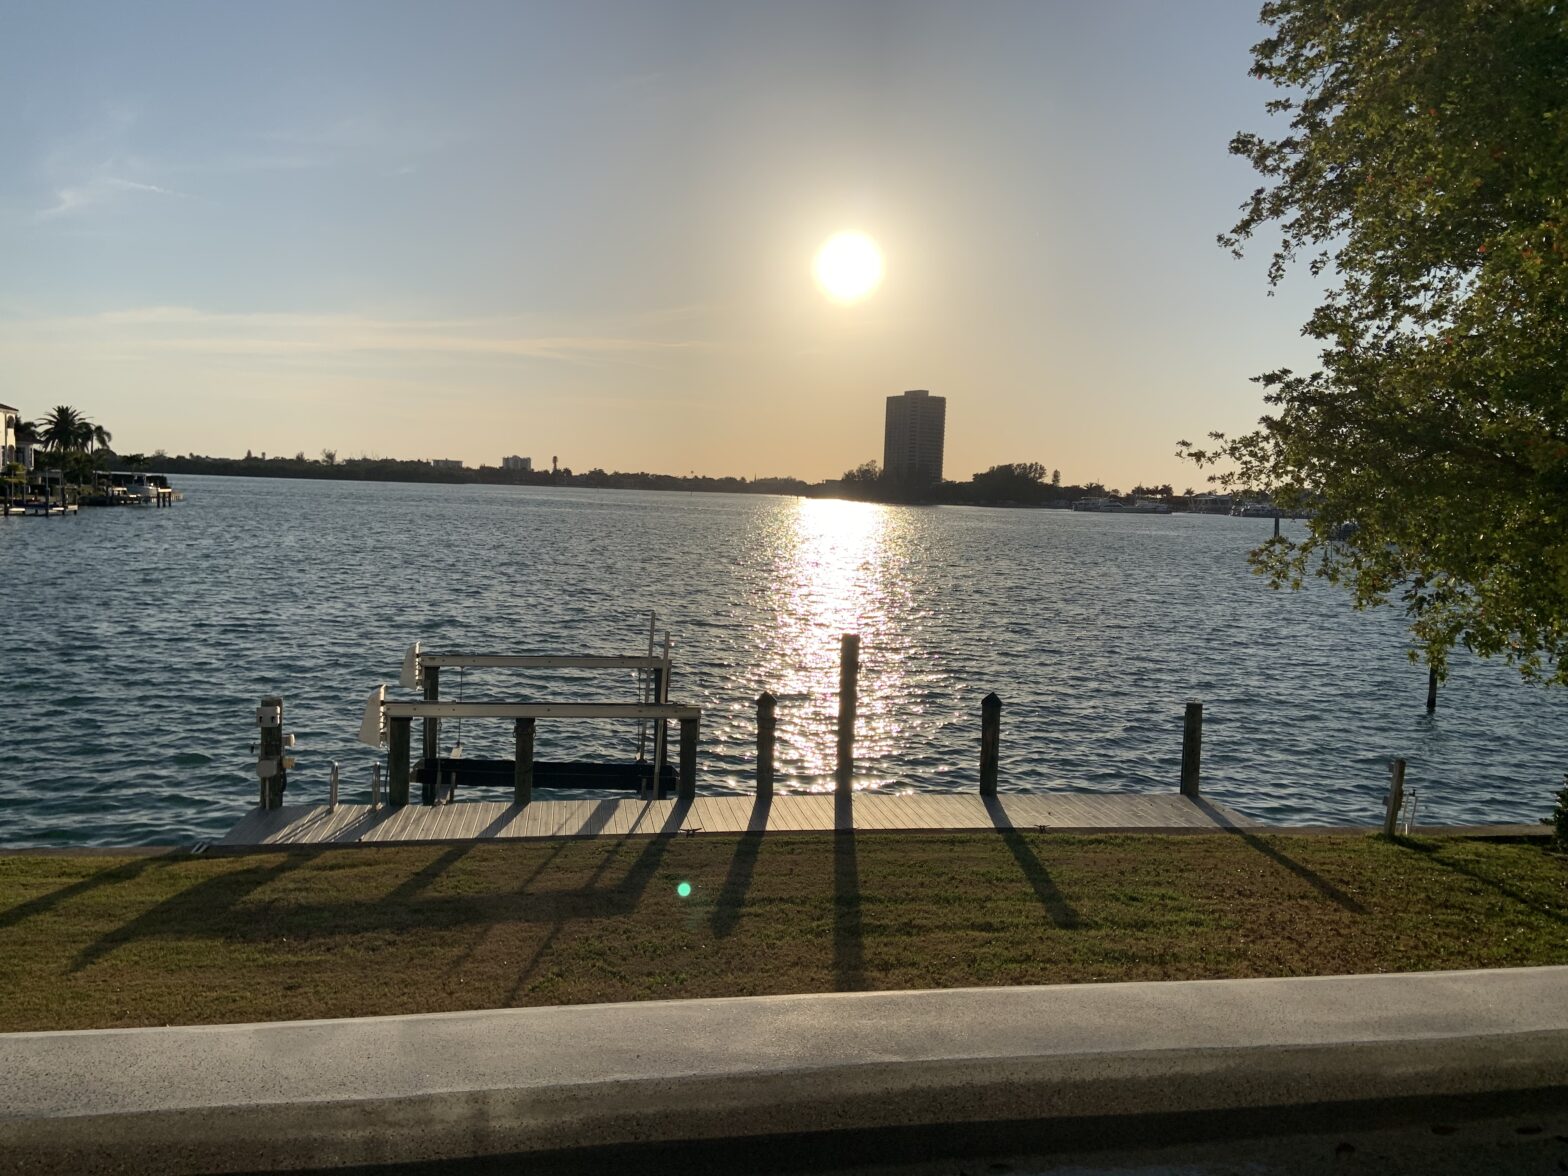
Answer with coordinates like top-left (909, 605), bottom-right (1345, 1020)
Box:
top-left (0, 831), bottom-right (1564, 1032)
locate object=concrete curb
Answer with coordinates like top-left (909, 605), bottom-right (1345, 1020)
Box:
top-left (3, 967), bottom-right (1567, 1173)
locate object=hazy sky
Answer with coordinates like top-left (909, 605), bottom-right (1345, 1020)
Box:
top-left (0, 0), bottom-right (1324, 488)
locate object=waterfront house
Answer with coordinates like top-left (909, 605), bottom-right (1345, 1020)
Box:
top-left (1, 403), bottom-right (17, 469)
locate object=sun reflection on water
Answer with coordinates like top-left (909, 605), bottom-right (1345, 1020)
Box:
top-left (754, 498), bottom-right (920, 790)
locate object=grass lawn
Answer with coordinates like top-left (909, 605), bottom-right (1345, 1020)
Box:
top-left (0, 830), bottom-right (1564, 1033)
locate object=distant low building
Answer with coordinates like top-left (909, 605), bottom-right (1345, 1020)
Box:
top-left (430, 459), bottom-right (464, 471)
top-left (500, 455), bottom-right (532, 472)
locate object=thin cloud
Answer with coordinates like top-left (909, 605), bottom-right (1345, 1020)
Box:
top-left (37, 175), bottom-right (190, 219)
top-left (0, 306), bottom-right (711, 367)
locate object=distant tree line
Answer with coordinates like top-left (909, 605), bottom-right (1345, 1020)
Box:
top-left (833, 459), bottom-right (1186, 508)
top-left (81, 437), bottom-right (1182, 508)
top-left (149, 450), bottom-right (813, 495)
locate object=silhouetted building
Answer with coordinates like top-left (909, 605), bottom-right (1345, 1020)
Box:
top-left (430, 458), bottom-right (464, 471)
top-left (500, 455), bottom-right (532, 472)
top-left (883, 389), bottom-right (945, 484)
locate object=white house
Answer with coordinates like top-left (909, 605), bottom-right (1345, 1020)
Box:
top-left (1, 403), bottom-right (19, 469)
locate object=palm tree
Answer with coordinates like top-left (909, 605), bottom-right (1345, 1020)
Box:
top-left (91, 423), bottom-right (112, 454)
top-left (38, 406), bottom-right (86, 454)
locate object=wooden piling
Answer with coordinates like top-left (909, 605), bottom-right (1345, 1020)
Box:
top-left (836, 634), bottom-right (859, 793)
top-left (1426, 666), bottom-right (1438, 713)
top-left (514, 717), bottom-right (535, 806)
top-left (1273, 512), bottom-right (1281, 538)
top-left (257, 696), bottom-right (286, 811)
top-left (1384, 758), bottom-right (1407, 836)
top-left (756, 691), bottom-right (777, 800)
top-left (679, 715), bottom-right (699, 800)
top-left (980, 692), bottom-right (1002, 796)
top-left (388, 716), bottom-right (412, 807)
top-left (422, 664), bottom-right (441, 784)
top-left (1179, 701), bottom-right (1203, 797)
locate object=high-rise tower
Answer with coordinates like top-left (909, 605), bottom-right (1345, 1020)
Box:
top-left (882, 389), bottom-right (946, 485)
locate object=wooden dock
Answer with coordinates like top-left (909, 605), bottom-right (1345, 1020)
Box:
top-left (217, 791), bottom-right (1255, 847)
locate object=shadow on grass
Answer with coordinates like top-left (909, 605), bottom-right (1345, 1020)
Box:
top-left (441, 839), bottom-right (577, 981)
top-left (1389, 836), bottom-right (1568, 927)
top-left (1193, 799), bottom-right (1367, 915)
top-left (710, 797), bottom-right (770, 939)
top-left (0, 856), bottom-right (182, 932)
top-left (835, 791), bottom-right (864, 990)
top-left (981, 796), bottom-right (1082, 929)
top-left (71, 858), bottom-right (302, 972)
top-left (502, 799), bottom-right (692, 1001)
top-left (615, 798), bottom-right (691, 903)
top-left (385, 843), bottom-right (472, 904)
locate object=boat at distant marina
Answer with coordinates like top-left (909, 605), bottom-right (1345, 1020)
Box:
top-left (84, 471), bottom-right (181, 506)
top-left (1071, 497), bottom-right (1171, 514)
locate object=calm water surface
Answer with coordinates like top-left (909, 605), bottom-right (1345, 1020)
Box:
top-left (1, 476), bottom-right (1563, 846)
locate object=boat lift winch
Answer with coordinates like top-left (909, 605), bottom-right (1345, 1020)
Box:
top-left (355, 618), bottom-right (701, 807)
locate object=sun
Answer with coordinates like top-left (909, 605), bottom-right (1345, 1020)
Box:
top-left (813, 231), bottom-right (884, 303)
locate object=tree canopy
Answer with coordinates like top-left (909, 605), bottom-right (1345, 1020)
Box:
top-left (1184, 0), bottom-right (1568, 683)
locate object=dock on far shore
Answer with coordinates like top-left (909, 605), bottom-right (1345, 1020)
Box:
top-left (217, 791), bottom-right (1256, 848)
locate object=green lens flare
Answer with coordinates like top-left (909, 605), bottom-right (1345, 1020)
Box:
top-left (676, 881), bottom-right (692, 898)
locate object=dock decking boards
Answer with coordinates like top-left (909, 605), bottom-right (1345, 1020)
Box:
top-left (218, 792), bottom-right (1255, 847)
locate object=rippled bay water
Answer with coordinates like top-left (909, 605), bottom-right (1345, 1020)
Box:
top-left (1, 475), bottom-right (1563, 845)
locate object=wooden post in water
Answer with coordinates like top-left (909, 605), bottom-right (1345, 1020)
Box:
top-left (1179, 701), bottom-right (1203, 797)
top-left (1384, 758), bottom-right (1407, 836)
top-left (514, 717), bottom-right (535, 806)
top-left (257, 696), bottom-right (286, 811)
top-left (678, 715), bottom-right (699, 800)
top-left (422, 664), bottom-right (440, 788)
top-left (388, 716), bottom-right (412, 807)
top-left (980, 692), bottom-right (1002, 796)
top-left (1273, 512), bottom-right (1281, 538)
top-left (756, 692), bottom-right (777, 800)
top-left (1426, 666), bottom-right (1438, 713)
top-left (836, 634), bottom-right (860, 793)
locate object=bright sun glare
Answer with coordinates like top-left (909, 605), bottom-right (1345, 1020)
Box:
top-left (813, 231), bottom-right (884, 303)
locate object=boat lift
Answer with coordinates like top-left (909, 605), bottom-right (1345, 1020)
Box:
top-left (357, 624), bottom-right (698, 807)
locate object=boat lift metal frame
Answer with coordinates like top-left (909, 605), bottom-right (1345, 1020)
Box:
top-left (360, 627), bottom-right (685, 806)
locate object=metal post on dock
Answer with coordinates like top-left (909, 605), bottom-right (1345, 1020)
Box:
top-left (980, 692), bottom-right (1002, 796)
top-left (679, 715), bottom-right (699, 801)
top-left (514, 717), bottom-right (535, 806)
top-left (329, 761), bottom-right (339, 810)
top-left (1179, 701), bottom-right (1203, 797)
top-left (836, 634), bottom-right (859, 793)
top-left (756, 692), bottom-right (777, 800)
top-left (371, 763), bottom-right (382, 810)
top-left (1384, 758), bottom-right (1407, 837)
top-left (652, 633), bottom-right (671, 797)
top-left (1426, 666), bottom-right (1438, 713)
top-left (388, 716), bottom-right (412, 807)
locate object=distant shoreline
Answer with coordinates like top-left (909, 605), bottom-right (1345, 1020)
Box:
top-left (149, 457), bottom-right (1185, 509)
